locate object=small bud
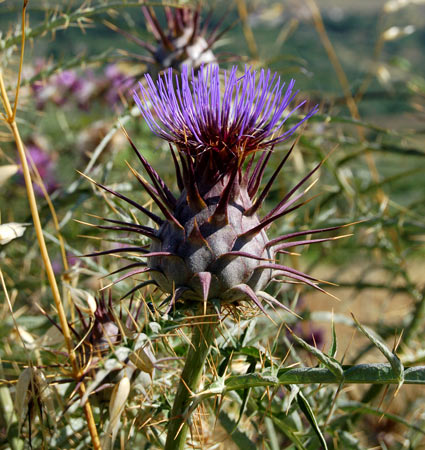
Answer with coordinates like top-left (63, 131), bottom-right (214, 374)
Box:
top-left (130, 333), bottom-right (156, 375)
top-left (130, 344), bottom-right (156, 375)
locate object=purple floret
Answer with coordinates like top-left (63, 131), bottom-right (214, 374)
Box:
top-left (134, 65), bottom-right (318, 156)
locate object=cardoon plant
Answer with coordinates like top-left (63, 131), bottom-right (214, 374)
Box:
top-left (85, 64), bottom-right (347, 448)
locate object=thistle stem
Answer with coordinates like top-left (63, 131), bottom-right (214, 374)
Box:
top-left (165, 315), bottom-right (217, 450)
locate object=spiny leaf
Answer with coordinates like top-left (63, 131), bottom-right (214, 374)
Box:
top-left (286, 326), bottom-right (344, 379)
top-left (351, 314), bottom-right (404, 389)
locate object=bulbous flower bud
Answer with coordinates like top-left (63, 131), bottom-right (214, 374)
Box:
top-left (141, 6), bottom-right (218, 75)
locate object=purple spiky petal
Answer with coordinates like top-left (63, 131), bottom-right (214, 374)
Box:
top-left (134, 65), bottom-right (318, 161)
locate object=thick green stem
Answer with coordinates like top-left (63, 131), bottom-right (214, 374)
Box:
top-left (165, 317), bottom-right (217, 450)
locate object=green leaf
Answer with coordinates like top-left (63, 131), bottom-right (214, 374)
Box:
top-left (337, 401), bottom-right (425, 435)
top-left (232, 359), bottom-right (256, 433)
top-left (218, 411), bottom-right (257, 450)
top-left (288, 327), bottom-right (343, 378)
top-left (296, 390), bottom-right (328, 450)
top-left (361, 167), bottom-right (425, 194)
top-left (328, 312), bottom-right (338, 359)
top-left (269, 415), bottom-right (307, 450)
top-left (351, 314), bottom-right (404, 388)
top-left (264, 417), bottom-right (280, 450)
top-left (337, 431), bottom-right (362, 450)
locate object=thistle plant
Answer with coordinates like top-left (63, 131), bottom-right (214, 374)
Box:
top-left (84, 64), bottom-right (354, 448)
top-left (2, 1), bottom-right (425, 449)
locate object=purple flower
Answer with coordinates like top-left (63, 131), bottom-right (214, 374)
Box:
top-left (18, 144), bottom-right (58, 195)
top-left (55, 70), bottom-right (80, 90)
top-left (134, 65), bottom-right (318, 159)
top-left (104, 64), bottom-right (136, 106)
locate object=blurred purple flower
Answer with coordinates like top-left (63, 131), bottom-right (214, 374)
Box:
top-left (18, 144), bottom-right (59, 196)
top-left (29, 58), bottom-right (137, 110)
top-left (73, 70), bottom-right (99, 110)
top-left (104, 64), bottom-right (136, 106)
top-left (51, 259), bottom-right (63, 275)
top-left (55, 70), bottom-right (79, 89)
top-left (292, 321), bottom-right (325, 348)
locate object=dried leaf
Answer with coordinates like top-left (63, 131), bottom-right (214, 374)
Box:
top-left (102, 376), bottom-right (130, 450)
top-left (66, 284), bottom-right (97, 315)
top-left (0, 164), bottom-right (18, 187)
top-left (0, 223), bottom-right (29, 245)
top-left (129, 344), bottom-right (156, 375)
top-left (14, 367), bottom-right (54, 430)
top-left (15, 368), bottom-right (32, 430)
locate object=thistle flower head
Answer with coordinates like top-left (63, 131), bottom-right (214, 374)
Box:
top-left (107, 6), bottom-right (222, 77)
top-left (135, 65), bottom-right (317, 178)
top-left (85, 64), bottom-right (345, 317)
top-left (141, 6), bottom-right (217, 73)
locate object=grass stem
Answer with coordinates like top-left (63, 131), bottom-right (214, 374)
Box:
top-left (0, 2), bottom-right (101, 446)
